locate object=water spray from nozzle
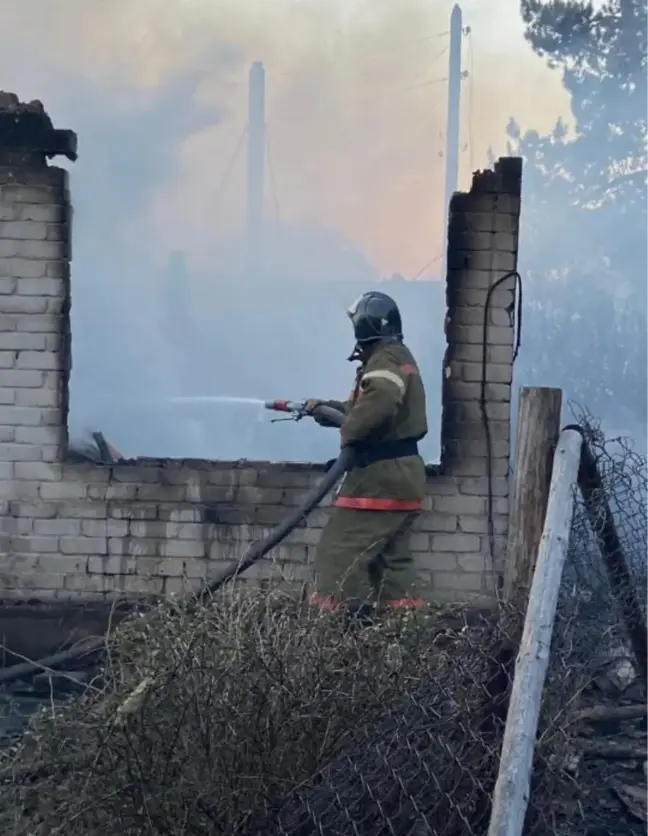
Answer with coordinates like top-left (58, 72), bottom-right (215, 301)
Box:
top-left (169, 396), bottom-right (265, 407)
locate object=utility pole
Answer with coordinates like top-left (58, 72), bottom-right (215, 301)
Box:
top-left (443, 4), bottom-right (463, 267)
top-left (246, 62), bottom-right (266, 278)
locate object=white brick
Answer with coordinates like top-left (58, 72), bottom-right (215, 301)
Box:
top-left (0, 351), bottom-right (15, 368)
top-left (0, 205), bottom-right (17, 221)
top-left (457, 554), bottom-right (488, 573)
top-left (493, 231), bottom-right (517, 252)
top-left (0, 277), bottom-right (17, 294)
top-left (165, 522), bottom-right (203, 539)
top-left (452, 344), bottom-right (513, 365)
top-left (0, 332), bottom-right (46, 350)
top-left (15, 388), bottom-right (59, 407)
top-left (15, 351), bottom-right (60, 370)
top-left (434, 494), bottom-right (485, 515)
top-left (433, 571), bottom-right (485, 592)
top-left (46, 225), bottom-right (66, 242)
top-left (11, 535), bottom-right (60, 553)
top-left (16, 278), bottom-right (63, 296)
top-left (14, 425), bottom-right (57, 444)
top-left (0, 240), bottom-right (18, 257)
top-left (419, 512), bottom-right (459, 533)
top-left (81, 519), bottom-right (129, 538)
top-left (19, 204), bottom-right (63, 223)
top-left (2, 185), bottom-right (58, 204)
top-left (427, 553), bottom-right (459, 572)
top-left (110, 537), bottom-right (158, 557)
top-left (14, 461), bottom-right (60, 481)
top-left (87, 555), bottom-right (131, 575)
top-left (9, 258), bottom-right (47, 279)
top-left (0, 480), bottom-right (39, 500)
top-left (489, 308), bottom-right (513, 327)
top-left (64, 574), bottom-right (108, 593)
top-left (46, 262), bottom-right (67, 279)
top-left (0, 461), bottom-right (13, 479)
top-left (448, 457), bottom-right (509, 478)
top-left (0, 406), bottom-right (43, 425)
top-left (12, 574), bottom-right (65, 592)
top-left (0, 295), bottom-right (48, 314)
top-left (16, 240), bottom-right (61, 259)
top-left (458, 515), bottom-right (508, 535)
top-left (0, 443), bottom-right (42, 461)
top-left (3, 517), bottom-right (34, 535)
top-left (60, 536), bottom-right (107, 555)
top-left (16, 315), bottom-right (59, 333)
top-left (9, 500), bottom-right (57, 518)
top-left (41, 444), bottom-right (62, 462)
top-left (2, 221), bottom-right (47, 240)
top-left (34, 519), bottom-right (81, 536)
top-left (42, 371), bottom-right (60, 389)
top-left (38, 556), bottom-right (88, 574)
top-left (0, 369), bottom-right (44, 388)
top-left (457, 361), bottom-right (512, 385)
top-left (40, 481), bottom-right (88, 500)
top-left (161, 539), bottom-right (206, 558)
top-left (63, 503), bottom-right (106, 518)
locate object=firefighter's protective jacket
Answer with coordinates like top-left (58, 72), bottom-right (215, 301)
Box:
top-left (335, 339), bottom-right (428, 510)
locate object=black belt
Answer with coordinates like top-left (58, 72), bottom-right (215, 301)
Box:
top-left (350, 438), bottom-right (420, 469)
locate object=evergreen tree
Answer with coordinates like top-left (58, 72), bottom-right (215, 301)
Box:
top-left (508, 0), bottom-right (647, 431)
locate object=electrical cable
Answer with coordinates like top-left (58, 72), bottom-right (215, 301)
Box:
top-left (413, 253), bottom-right (443, 280)
top-left (386, 76), bottom-right (448, 98)
top-left (212, 124), bottom-right (248, 213)
top-left (480, 271), bottom-right (523, 567)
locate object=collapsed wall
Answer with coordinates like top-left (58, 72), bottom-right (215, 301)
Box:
top-left (0, 95), bottom-right (522, 604)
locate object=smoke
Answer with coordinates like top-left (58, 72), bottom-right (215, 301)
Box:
top-left (1, 0), bottom-right (568, 273)
top-left (4, 0), bottom-right (611, 462)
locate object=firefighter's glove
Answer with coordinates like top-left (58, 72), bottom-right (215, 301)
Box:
top-left (304, 399), bottom-right (324, 414)
top-left (306, 399), bottom-right (338, 428)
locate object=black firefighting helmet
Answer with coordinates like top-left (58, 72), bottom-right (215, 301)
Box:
top-left (347, 291), bottom-right (403, 345)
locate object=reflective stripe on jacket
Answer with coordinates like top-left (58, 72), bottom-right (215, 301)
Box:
top-left (335, 339), bottom-right (428, 509)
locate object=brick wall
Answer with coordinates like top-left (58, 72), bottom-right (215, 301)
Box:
top-left (0, 97), bottom-right (522, 604)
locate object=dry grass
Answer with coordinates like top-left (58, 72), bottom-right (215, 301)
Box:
top-left (0, 584), bottom-right (601, 836)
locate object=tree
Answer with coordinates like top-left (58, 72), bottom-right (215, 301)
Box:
top-left (508, 0), bottom-right (647, 433)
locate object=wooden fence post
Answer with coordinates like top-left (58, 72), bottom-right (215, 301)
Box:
top-left (487, 428), bottom-right (584, 836)
top-left (503, 387), bottom-right (563, 602)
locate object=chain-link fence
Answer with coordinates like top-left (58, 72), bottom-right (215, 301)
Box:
top-left (0, 420), bottom-right (645, 836)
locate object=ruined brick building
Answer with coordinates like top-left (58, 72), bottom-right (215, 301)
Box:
top-left (0, 95), bottom-right (522, 610)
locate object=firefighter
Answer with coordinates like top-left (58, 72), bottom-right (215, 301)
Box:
top-left (306, 290), bottom-right (428, 620)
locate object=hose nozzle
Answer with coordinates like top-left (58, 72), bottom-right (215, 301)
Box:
top-left (264, 399), bottom-right (305, 414)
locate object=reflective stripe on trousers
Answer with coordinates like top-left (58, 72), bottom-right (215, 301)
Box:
top-left (333, 496), bottom-right (422, 511)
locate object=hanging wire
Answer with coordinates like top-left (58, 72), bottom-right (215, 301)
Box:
top-left (412, 253), bottom-right (444, 280)
top-left (213, 124), bottom-right (248, 211)
top-left (379, 75), bottom-right (448, 100)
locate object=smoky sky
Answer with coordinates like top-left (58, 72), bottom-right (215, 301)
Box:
top-left (2, 0), bottom-right (643, 462)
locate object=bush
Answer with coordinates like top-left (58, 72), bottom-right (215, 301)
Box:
top-left (0, 581), bottom-right (622, 836)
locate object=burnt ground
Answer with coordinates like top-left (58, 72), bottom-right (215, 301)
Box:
top-left (554, 668), bottom-right (647, 835)
top-left (0, 663), bottom-right (98, 746)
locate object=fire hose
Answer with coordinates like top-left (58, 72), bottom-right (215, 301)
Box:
top-left (0, 401), bottom-right (347, 685)
top-left (198, 401), bottom-right (348, 601)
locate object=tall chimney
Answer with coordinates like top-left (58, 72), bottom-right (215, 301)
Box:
top-left (246, 62), bottom-right (266, 277)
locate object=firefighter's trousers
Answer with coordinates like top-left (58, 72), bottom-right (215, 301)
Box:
top-left (312, 506), bottom-right (422, 607)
